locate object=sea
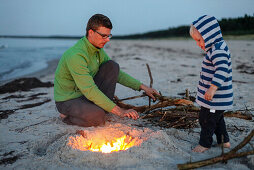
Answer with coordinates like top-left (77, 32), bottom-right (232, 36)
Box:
top-left (0, 38), bottom-right (77, 82)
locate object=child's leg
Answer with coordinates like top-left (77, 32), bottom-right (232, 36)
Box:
top-left (214, 110), bottom-right (230, 147)
top-left (193, 107), bottom-right (220, 152)
top-left (199, 107), bottom-right (218, 148)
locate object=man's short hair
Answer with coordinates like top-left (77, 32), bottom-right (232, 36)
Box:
top-left (86, 14), bottom-right (113, 36)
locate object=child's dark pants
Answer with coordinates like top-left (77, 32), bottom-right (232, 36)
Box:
top-left (55, 60), bottom-right (119, 127)
top-left (199, 106), bottom-right (230, 148)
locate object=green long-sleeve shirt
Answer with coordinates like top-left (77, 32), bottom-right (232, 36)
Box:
top-left (54, 37), bottom-right (142, 112)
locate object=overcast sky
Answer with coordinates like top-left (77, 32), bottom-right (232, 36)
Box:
top-left (0, 0), bottom-right (253, 36)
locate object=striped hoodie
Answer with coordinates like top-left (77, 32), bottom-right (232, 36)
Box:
top-left (192, 15), bottom-right (233, 110)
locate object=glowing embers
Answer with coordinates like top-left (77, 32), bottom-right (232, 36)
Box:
top-left (67, 127), bottom-right (143, 153)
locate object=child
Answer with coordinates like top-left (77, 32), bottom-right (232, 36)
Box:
top-left (189, 15), bottom-right (233, 152)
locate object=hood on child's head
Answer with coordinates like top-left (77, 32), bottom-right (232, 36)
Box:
top-left (192, 15), bottom-right (223, 52)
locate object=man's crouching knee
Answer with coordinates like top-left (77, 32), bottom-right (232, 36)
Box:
top-left (80, 109), bottom-right (106, 127)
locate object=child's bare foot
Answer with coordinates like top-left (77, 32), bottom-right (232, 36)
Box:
top-left (60, 113), bottom-right (67, 119)
top-left (223, 142), bottom-right (231, 148)
top-left (192, 145), bottom-right (209, 153)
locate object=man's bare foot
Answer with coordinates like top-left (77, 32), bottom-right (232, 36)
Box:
top-left (223, 142), bottom-right (231, 148)
top-left (60, 113), bottom-right (67, 119)
top-left (192, 145), bottom-right (209, 153)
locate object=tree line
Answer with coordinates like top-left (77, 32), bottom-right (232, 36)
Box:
top-left (1, 14), bottom-right (253, 40)
top-left (113, 14), bottom-right (254, 39)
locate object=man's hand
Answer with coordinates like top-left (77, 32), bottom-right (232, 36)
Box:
top-left (140, 84), bottom-right (160, 101)
top-left (204, 84), bottom-right (218, 101)
top-left (111, 105), bottom-right (139, 120)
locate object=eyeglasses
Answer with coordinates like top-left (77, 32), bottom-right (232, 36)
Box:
top-left (92, 29), bottom-right (112, 39)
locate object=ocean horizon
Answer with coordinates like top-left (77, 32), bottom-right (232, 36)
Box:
top-left (0, 38), bottom-right (77, 82)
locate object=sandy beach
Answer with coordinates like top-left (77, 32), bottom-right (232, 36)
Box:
top-left (0, 39), bottom-right (254, 169)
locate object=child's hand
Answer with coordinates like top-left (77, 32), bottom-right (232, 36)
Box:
top-left (204, 84), bottom-right (218, 101)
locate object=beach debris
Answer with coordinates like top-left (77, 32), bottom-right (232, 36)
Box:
top-left (0, 109), bottom-right (16, 120)
top-left (0, 44), bottom-right (8, 49)
top-left (2, 94), bottom-right (25, 100)
top-left (15, 118), bottom-right (56, 133)
top-left (0, 155), bottom-right (21, 166)
top-left (2, 93), bottom-right (47, 101)
top-left (34, 132), bottom-right (68, 157)
top-left (170, 78), bottom-right (182, 83)
top-left (177, 89), bottom-right (196, 102)
top-left (0, 151), bottom-right (21, 166)
top-left (236, 63), bottom-right (254, 75)
top-left (0, 77), bottom-right (53, 94)
top-left (16, 93), bottom-right (47, 102)
top-left (76, 130), bottom-right (87, 138)
top-left (177, 129), bottom-right (254, 170)
top-left (224, 110), bottom-right (252, 120)
top-left (232, 80), bottom-right (248, 84)
top-left (19, 99), bottom-right (51, 110)
top-left (0, 99), bottom-right (51, 121)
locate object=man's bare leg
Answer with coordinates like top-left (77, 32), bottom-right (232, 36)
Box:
top-left (192, 145), bottom-right (209, 153)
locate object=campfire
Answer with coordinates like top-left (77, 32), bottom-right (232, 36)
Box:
top-left (67, 127), bottom-right (143, 153)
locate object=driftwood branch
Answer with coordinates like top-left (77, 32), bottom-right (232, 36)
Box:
top-left (114, 96), bottom-right (193, 113)
top-left (143, 99), bottom-right (193, 113)
top-left (160, 104), bottom-right (252, 120)
top-left (177, 129), bottom-right (254, 170)
top-left (227, 129), bottom-right (254, 154)
top-left (224, 111), bottom-right (252, 120)
top-left (146, 64), bottom-right (153, 88)
top-left (178, 150), bottom-right (254, 170)
top-left (146, 63), bottom-right (153, 109)
top-left (15, 118), bottom-right (55, 133)
top-left (185, 89), bottom-right (190, 100)
top-left (117, 93), bottom-right (146, 102)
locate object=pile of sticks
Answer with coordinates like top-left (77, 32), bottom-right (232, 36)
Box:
top-left (114, 94), bottom-right (198, 128)
top-left (114, 64), bottom-right (252, 129)
top-left (114, 93), bottom-right (252, 129)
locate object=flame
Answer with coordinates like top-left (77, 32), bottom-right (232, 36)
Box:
top-left (68, 134), bottom-right (142, 153)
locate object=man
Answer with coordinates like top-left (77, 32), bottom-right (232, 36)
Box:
top-left (54, 14), bottom-right (159, 127)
